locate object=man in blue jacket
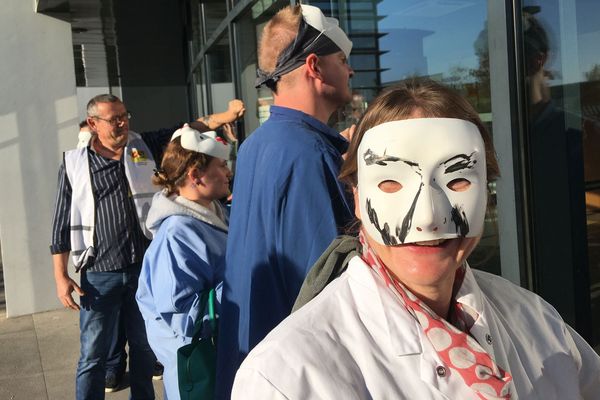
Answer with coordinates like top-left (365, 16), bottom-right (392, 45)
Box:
top-left (216, 4), bottom-right (355, 398)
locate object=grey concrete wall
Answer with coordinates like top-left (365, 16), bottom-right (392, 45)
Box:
top-left (0, 1), bottom-right (79, 316)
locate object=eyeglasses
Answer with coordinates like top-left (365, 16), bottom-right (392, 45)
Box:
top-left (92, 112), bottom-right (132, 126)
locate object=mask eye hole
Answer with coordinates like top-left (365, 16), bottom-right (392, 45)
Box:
top-left (447, 178), bottom-right (471, 192)
top-left (378, 180), bottom-right (402, 193)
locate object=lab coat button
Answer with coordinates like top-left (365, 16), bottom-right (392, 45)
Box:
top-left (485, 334), bottom-right (493, 344)
top-left (436, 366), bottom-right (447, 377)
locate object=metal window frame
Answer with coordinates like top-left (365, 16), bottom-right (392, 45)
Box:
top-left (186, 0), bottom-right (296, 129)
top-left (487, 0), bottom-right (531, 287)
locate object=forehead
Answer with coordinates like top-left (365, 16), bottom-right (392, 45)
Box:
top-left (359, 118), bottom-right (483, 166)
top-left (95, 101), bottom-right (126, 116)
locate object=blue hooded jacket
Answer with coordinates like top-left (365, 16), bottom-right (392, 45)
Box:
top-left (137, 191), bottom-right (228, 400)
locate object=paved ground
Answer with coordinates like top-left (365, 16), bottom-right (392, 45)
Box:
top-left (0, 308), bottom-right (164, 400)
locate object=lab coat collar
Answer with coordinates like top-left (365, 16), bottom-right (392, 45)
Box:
top-left (454, 263), bottom-right (485, 319)
top-left (348, 258), bottom-right (498, 397)
top-left (347, 256), bottom-right (423, 357)
top-left (347, 258), bottom-right (490, 359)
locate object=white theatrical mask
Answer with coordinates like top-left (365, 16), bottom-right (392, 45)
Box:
top-left (171, 124), bottom-right (231, 161)
top-left (357, 118), bottom-right (487, 246)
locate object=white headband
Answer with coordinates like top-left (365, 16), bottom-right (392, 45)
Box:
top-left (171, 124), bottom-right (231, 161)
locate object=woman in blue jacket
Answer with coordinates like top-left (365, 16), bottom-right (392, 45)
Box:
top-left (136, 124), bottom-right (232, 400)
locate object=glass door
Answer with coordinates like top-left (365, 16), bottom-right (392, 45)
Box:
top-left (520, 0), bottom-right (600, 348)
top-left (311, 0), bottom-right (502, 275)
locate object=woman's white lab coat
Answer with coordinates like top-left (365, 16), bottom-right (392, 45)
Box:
top-left (232, 256), bottom-right (600, 399)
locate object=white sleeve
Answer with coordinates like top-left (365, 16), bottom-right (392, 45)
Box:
top-left (564, 324), bottom-right (600, 399)
top-left (232, 367), bottom-right (290, 400)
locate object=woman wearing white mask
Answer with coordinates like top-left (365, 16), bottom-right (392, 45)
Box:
top-left (232, 80), bottom-right (600, 399)
top-left (136, 125), bottom-right (232, 400)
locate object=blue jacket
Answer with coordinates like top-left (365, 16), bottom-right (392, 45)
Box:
top-left (216, 106), bottom-right (354, 398)
top-left (137, 191), bottom-right (228, 400)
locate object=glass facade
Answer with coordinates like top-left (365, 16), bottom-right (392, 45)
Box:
top-left (207, 31), bottom-right (235, 114)
top-left (233, 1), bottom-right (288, 135)
top-left (184, 0), bottom-right (599, 350)
top-left (308, 0), bottom-right (501, 275)
top-left (520, 0), bottom-right (600, 349)
top-left (194, 61), bottom-right (208, 118)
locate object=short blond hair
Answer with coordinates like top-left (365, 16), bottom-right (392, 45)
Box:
top-left (258, 5), bottom-right (302, 89)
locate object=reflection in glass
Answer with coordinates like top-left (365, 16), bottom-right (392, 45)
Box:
top-left (190, 0), bottom-right (204, 56)
top-left (194, 62), bottom-right (207, 118)
top-left (235, 9), bottom-right (261, 137)
top-left (204, 0), bottom-right (228, 40)
top-left (521, 0), bottom-right (600, 348)
top-left (308, 0), bottom-right (499, 273)
top-left (207, 31), bottom-right (234, 115)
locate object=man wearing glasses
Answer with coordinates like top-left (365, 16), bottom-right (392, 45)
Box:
top-left (50, 94), bottom-right (244, 399)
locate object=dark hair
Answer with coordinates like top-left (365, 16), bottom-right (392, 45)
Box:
top-left (153, 137), bottom-right (214, 196)
top-left (86, 94), bottom-right (122, 117)
top-left (523, 13), bottom-right (550, 75)
top-left (79, 120), bottom-right (89, 129)
top-left (524, 14), bottom-right (549, 57)
top-left (340, 78), bottom-right (500, 187)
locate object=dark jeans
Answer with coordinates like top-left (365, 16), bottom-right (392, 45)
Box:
top-left (105, 311), bottom-right (127, 377)
top-left (76, 264), bottom-right (154, 400)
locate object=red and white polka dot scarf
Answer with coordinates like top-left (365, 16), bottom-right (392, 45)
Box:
top-left (358, 231), bottom-right (512, 399)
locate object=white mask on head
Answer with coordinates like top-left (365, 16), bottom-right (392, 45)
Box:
top-left (170, 124), bottom-right (231, 161)
top-left (357, 118), bottom-right (487, 246)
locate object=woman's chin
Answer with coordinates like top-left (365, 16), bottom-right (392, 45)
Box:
top-left (377, 238), bottom-right (464, 286)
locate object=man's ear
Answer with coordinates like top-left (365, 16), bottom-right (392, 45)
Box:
top-left (87, 117), bottom-right (98, 133)
top-left (305, 53), bottom-right (322, 79)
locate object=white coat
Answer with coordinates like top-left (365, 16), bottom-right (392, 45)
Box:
top-left (233, 256), bottom-right (600, 399)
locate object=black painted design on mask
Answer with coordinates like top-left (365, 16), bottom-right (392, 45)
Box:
top-left (442, 152), bottom-right (477, 174)
top-left (363, 148), bottom-right (425, 244)
top-left (366, 198), bottom-right (398, 245)
top-left (451, 205), bottom-right (470, 237)
top-left (398, 182), bottom-right (424, 243)
top-left (363, 149), bottom-right (419, 170)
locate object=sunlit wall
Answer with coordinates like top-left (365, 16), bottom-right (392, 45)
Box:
top-left (0, 1), bottom-right (79, 316)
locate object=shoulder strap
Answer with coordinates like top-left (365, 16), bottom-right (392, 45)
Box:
top-left (191, 288), bottom-right (217, 342)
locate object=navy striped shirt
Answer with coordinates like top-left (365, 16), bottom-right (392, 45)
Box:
top-left (50, 128), bottom-right (174, 272)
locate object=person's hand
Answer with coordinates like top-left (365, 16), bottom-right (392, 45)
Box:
top-left (222, 122), bottom-right (238, 143)
top-left (340, 124), bottom-right (356, 142)
top-left (56, 275), bottom-right (85, 311)
top-left (226, 99), bottom-right (245, 121)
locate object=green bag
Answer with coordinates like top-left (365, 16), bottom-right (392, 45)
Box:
top-left (177, 288), bottom-right (218, 400)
